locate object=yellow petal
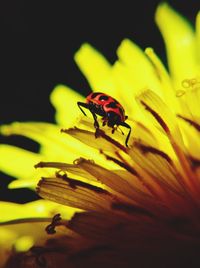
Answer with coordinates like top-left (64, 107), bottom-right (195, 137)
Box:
top-left (74, 158), bottom-right (149, 202)
top-left (0, 218), bottom-right (60, 266)
top-left (35, 160), bottom-right (98, 181)
top-left (0, 144), bottom-right (42, 186)
top-left (14, 235), bottom-right (34, 252)
top-left (1, 122), bottom-right (119, 170)
top-left (155, 3), bottom-right (198, 87)
top-left (1, 122), bottom-right (86, 162)
top-left (130, 142), bottom-right (182, 194)
top-left (8, 179), bottom-right (39, 189)
top-left (117, 39), bottom-right (162, 95)
top-left (37, 176), bottom-right (114, 212)
top-left (74, 43), bottom-right (116, 95)
top-left (177, 84), bottom-right (200, 120)
top-left (145, 47), bottom-right (180, 113)
top-left (196, 11), bottom-right (200, 62)
top-left (50, 84), bottom-right (85, 126)
top-left (137, 89), bottom-right (183, 147)
top-left (178, 116), bottom-right (200, 160)
top-left (63, 127), bottom-right (127, 156)
top-left (138, 91), bottom-right (199, 199)
top-left (0, 222), bottom-right (51, 252)
top-left (0, 200), bottom-right (77, 222)
top-left (111, 60), bottom-right (149, 121)
top-left (131, 121), bottom-right (158, 148)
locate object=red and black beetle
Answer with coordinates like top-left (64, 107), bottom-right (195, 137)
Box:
top-left (77, 92), bottom-right (131, 147)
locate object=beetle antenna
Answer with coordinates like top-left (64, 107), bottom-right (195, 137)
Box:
top-left (118, 127), bottom-right (124, 135)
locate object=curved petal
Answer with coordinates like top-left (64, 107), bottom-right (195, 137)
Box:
top-left (145, 47), bottom-right (180, 113)
top-left (196, 11), bottom-right (200, 64)
top-left (1, 122), bottom-right (86, 162)
top-left (37, 176), bottom-right (115, 212)
top-left (0, 144), bottom-right (44, 187)
top-left (0, 200), bottom-right (76, 222)
top-left (155, 3), bottom-right (198, 88)
top-left (50, 84), bottom-right (85, 127)
top-left (117, 39), bottom-right (161, 95)
top-left (1, 122), bottom-right (118, 170)
top-left (75, 43), bottom-right (117, 96)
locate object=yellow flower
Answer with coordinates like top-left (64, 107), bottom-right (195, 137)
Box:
top-left (1, 3), bottom-right (200, 268)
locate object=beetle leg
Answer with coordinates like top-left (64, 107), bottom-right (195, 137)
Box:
top-left (88, 111), bottom-right (100, 138)
top-left (91, 112), bottom-right (99, 129)
top-left (77, 102), bottom-right (88, 116)
top-left (119, 122), bottom-right (131, 147)
top-left (78, 102), bottom-right (99, 128)
top-left (77, 101), bottom-right (100, 138)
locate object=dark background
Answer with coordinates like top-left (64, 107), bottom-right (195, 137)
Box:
top-left (0, 1), bottom-right (199, 203)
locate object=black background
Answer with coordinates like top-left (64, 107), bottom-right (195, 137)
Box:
top-left (0, 1), bottom-right (199, 203)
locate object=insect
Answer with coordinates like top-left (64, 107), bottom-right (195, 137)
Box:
top-left (77, 92), bottom-right (131, 147)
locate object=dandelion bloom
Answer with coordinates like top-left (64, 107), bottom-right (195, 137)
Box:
top-left (1, 3), bottom-right (200, 268)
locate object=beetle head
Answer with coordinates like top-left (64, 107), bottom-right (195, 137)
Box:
top-left (107, 112), bottom-right (121, 127)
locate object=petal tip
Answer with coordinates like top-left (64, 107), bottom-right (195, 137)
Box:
top-left (50, 84), bottom-right (68, 101)
top-left (145, 47), bottom-right (154, 55)
top-left (0, 123), bottom-right (17, 136)
top-left (74, 43), bottom-right (94, 62)
top-left (117, 38), bottom-right (132, 53)
top-left (155, 2), bottom-right (171, 20)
